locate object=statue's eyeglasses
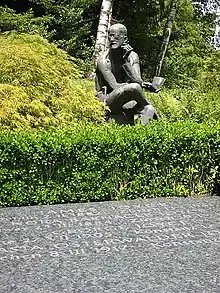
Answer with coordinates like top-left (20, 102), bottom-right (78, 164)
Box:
top-left (109, 34), bottom-right (121, 40)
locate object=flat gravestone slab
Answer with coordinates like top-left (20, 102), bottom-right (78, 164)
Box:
top-left (0, 197), bottom-right (220, 293)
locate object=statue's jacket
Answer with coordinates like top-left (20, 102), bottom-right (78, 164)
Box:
top-left (95, 49), bottom-right (143, 103)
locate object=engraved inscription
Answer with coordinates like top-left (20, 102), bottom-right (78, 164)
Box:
top-left (0, 198), bottom-right (219, 260)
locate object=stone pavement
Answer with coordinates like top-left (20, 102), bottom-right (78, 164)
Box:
top-left (0, 197), bottom-right (219, 293)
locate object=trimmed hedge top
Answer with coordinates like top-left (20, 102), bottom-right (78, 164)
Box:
top-left (0, 121), bottom-right (219, 207)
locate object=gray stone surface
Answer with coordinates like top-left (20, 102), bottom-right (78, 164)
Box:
top-left (0, 197), bottom-right (220, 293)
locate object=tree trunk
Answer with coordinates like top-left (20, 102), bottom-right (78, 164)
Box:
top-left (155, 0), bottom-right (178, 77)
top-left (93, 0), bottom-right (113, 65)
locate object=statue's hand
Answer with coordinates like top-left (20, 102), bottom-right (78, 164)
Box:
top-left (121, 43), bottom-right (133, 59)
top-left (142, 81), bottom-right (151, 89)
top-left (114, 82), bottom-right (128, 90)
top-left (142, 81), bottom-right (160, 93)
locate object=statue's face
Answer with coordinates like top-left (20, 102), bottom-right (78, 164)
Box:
top-left (109, 27), bottom-right (126, 49)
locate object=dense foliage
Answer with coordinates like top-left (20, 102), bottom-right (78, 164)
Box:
top-left (0, 0), bottom-right (217, 83)
top-left (0, 33), bottom-right (104, 128)
top-left (0, 0), bottom-right (100, 72)
top-left (0, 6), bottom-right (52, 38)
top-left (164, 0), bottom-right (216, 87)
top-left (149, 88), bottom-right (220, 122)
top-left (0, 122), bottom-right (219, 207)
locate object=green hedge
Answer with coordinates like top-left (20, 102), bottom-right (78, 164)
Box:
top-left (0, 121), bottom-right (219, 207)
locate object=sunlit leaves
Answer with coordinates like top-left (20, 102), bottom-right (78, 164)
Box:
top-left (0, 33), bottom-right (104, 129)
top-left (0, 121), bottom-right (219, 206)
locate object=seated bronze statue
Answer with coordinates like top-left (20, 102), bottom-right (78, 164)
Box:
top-left (95, 23), bottom-right (161, 125)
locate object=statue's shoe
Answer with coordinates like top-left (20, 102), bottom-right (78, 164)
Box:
top-left (139, 105), bottom-right (159, 125)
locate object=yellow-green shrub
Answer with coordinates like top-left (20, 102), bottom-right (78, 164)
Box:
top-left (149, 88), bottom-right (220, 122)
top-left (0, 32), bottom-right (104, 129)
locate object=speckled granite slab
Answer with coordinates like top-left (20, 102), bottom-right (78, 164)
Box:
top-left (0, 197), bottom-right (219, 293)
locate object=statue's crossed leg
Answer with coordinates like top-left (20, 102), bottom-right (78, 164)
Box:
top-left (105, 83), bottom-right (158, 125)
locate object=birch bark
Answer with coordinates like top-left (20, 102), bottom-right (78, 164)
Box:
top-left (155, 0), bottom-right (178, 76)
top-left (93, 0), bottom-right (113, 65)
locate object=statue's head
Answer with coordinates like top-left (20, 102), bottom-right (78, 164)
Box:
top-left (108, 23), bottom-right (128, 49)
